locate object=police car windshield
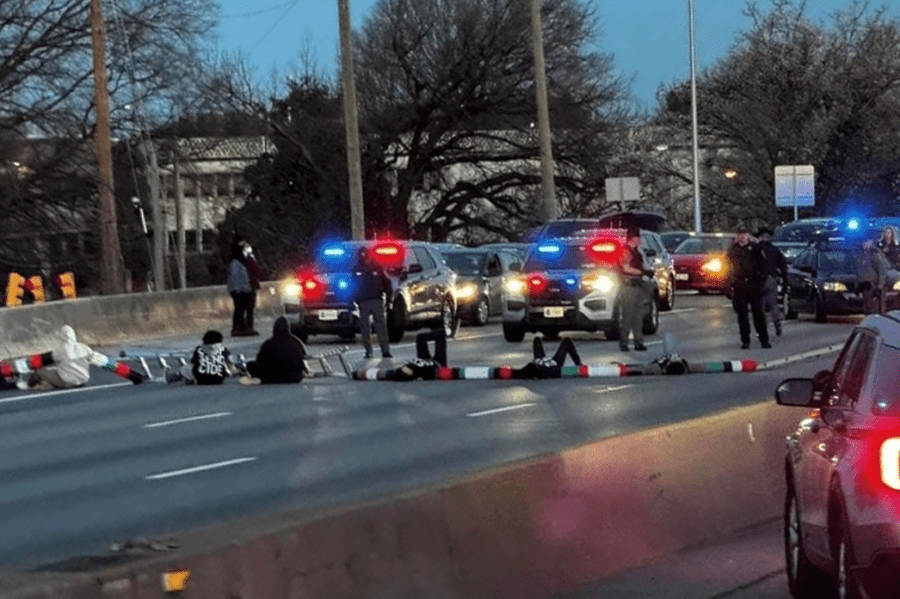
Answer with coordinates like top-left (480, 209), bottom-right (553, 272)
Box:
top-left (523, 243), bottom-right (597, 271)
top-left (773, 221), bottom-right (834, 243)
top-left (443, 252), bottom-right (484, 276)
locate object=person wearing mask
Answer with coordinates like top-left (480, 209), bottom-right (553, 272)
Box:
top-left (238, 237), bottom-right (264, 335)
top-left (756, 227), bottom-right (788, 336)
top-left (226, 237), bottom-right (256, 337)
top-left (617, 227), bottom-right (652, 352)
top-left (508, 336), bottom-right (581, 379)
top-left (353, 246), bottom-right (393, 359)
top-left (243, 316), bottom-right (309, 384)
top-left (727, 224), bottom-right (770, 349)
top-left (26, 325), bottom-right (106, 389)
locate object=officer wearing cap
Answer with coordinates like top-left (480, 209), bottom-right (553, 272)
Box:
top-left (727, 224), bottom-right (770, 349)
top-left (353, 246), bottom-right (393, 359)
top-left (618, 226), bottom-right (651, 351)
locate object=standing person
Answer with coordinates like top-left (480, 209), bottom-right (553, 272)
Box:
top-left (509, 336), bottom-right (581, 379)
top-left (244, 316), bottom-right (309, 384)
top-left (756, 227), bottom-right (788, 336)
top-left (226, 237), bottom-right (255, 337)
top-left (353, 246), bottom-right (393, 359)
top-left (859, 239), bottom-right (892, 314)
top-left (238, 238), bottom-right (264, 336)
top-left (876, 225), bottom-right (900, 270)
top-left (728, 224), bottom-right (770, 349)
top-left (617, 227), bottom-right (651, 351)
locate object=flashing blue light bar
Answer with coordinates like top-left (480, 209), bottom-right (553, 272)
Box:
top-left (322, 247), bottom-right (346, 257)
top-left (847, 218), bottom-right (860, 231)
top-left (537, 243), bottom-right (561, 254)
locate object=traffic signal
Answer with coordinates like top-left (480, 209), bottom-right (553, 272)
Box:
top-left (24, 276), bottom-right (44, 303)
top-left (54, 272), bottom-right (77, 300)
top-left (5, 272), bottom-right (43, 305)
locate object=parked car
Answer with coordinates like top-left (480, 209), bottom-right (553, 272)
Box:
top-left (775, 311), bottom-right (900, 599)
top-left (531, 211), bottom-right (668, 240)
top-left (671, 233), bottom-right (733, 294)
top-left (786, 238), bottom-right (900, 322)
top-left (502, 229), bottom-right (661, 342)
top-left (440, 248), bottom-right (522, 325)
top-left (477, 242), bottom-right (531, 263)
top-left (660, 230), bottom-right (693, 252)
top-left (773, 217), bottom-right (840, 263)
top-left (281, 240), bottom-right (459, 343)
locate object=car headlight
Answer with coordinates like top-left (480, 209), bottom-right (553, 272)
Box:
top-left (701, 257), bottom-right (725, 274)
top-left (822, 281), bottom-right (848, 292)
top-left (583, 273), bottom-right (616, 294)
top-left (893, 280), bottom-right (900, 291)
top-left (456, 283), bottom-right (478, 301)
top-left (280, 279), bottom-right (301, 301)
top-left (504, 277), bottom-right (525, 296)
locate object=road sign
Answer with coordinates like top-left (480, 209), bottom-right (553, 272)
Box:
top-left (606, 177), bottom-right (641, 204)
top-left (775, 165), bottom-right (815, 210)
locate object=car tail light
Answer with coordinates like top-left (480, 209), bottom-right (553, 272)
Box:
top-left (526, 273), bottom-right (549, 295)
top-left (881, 438), bottom-right (900, 490)
top-left (586, 236), bottom-right (624, 265)
top-left (370, 241), bottom-right (405, 268)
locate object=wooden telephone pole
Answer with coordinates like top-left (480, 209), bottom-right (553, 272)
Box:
top-left (90, 0), bottom-right (126, 294)
top-left (337, 0), bottom-right (366, 240)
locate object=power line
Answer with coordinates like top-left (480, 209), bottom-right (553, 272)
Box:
top-left (221, 0), bottom-right (300, 19)
top-left (246, 0), bottom-right (306, 55)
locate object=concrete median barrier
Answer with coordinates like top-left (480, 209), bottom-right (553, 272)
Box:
top-left (2, 399), bottom-right (803, 599)
top-left (0, 283), bottom-right (284, 358)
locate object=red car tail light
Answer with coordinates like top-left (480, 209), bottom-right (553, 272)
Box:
top-left (881, 438), bottom-right (900, 490)
top-left (298, 273), bottom-right (326, 302)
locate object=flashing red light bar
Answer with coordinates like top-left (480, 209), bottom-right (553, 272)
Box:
top-left (298, 272), bottom-right (326, 302)
top-left (370, 241), bottom-right (406, 267)
top-left (587, 236), bottom-right (624, 264)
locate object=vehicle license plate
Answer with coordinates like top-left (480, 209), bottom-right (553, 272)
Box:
top-left (543, 307), bottom-right (565, 318)
top-left (676, 273), bottom-right (689, 281)
top-left (317, 309), bottom-right (339, 321)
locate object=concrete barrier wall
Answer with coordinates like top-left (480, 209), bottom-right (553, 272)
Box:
top-left (0, 284), bottom-right (284, 357)
top-left (4, 399), bottom-right (802, 599)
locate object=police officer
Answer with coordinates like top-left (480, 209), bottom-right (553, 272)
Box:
top-left (618, 226), bottom-right (651, 351)
top-left (756, 227), bottom-right (788, 336)
top-left (353, 246), bottom-right (393, 359)
top-left (727, 224), bottom-right (770, 349)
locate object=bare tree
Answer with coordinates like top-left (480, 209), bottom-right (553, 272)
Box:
top-left (354, 0), bottom-right (630, 242)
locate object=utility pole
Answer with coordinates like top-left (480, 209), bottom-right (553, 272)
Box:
top-left (529, 0), bottom-right (558, 222)
top-left (337, 0), bottom-right (366, 240)
top-left (689, 0), bottom-right (702, 233)
top-left (90, 0), bottom-right (126, 293)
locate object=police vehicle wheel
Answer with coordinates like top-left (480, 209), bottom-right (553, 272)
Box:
top-left (339, 331), bottom-right (356, 340)
top-left (388, 300), bottom-right (407, 343)
top-left (784, 481), bottom-right (829, 598)
top-left (473, 297), bottom-right (490, 326)
top-left (503, 322), bottom-right (526, 342)
top-left (642, 297), bottom-right (660, 335)
top-left (440, 296), bottom-right (460, 338)
top-left (660, 278), bottom-right (675, 311)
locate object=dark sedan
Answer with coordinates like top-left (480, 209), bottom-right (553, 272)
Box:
top-left (786, 240), bottom-right (899, 322)
top-left (441, 248), bottom-right (521, 325)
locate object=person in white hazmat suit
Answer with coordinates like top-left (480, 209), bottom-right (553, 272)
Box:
top-left (27, 325), bottom-right (106, 389)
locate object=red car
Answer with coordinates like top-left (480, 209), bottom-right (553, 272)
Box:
top-left (671, 233), bottom-right (733, 293)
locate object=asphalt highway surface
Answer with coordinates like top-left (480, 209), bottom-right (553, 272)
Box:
top-left (0, 292), bottom-right (853, 582)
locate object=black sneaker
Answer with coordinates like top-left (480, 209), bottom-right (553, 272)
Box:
top-left (634, 344), bottom-right (648, 351)
top-left (619, 345), bottom-right (630, 352)
top-left (741, 342), bottom-right (750, 349)
top-left (761, 341), bottom-right (772, 349)
top-left (364, 352), bottom-right (373, 359)
top-left (382, 352), bottom-right (393, 358)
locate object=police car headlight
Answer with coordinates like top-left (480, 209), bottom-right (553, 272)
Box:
top-left (822, 281), bottom-right (848, 292)
top-left (701, 257), bottom-right (725, 273)
top-left (280, 279), bottom-right (301, 301)
top-left (505, 277), bottom-right (526, 296)
top-left (456, 283), bottom-right (478, 301)
top-left (894, 281), bottom-right (900, 291)
top-left (584, 273), bottom-right (616, 294)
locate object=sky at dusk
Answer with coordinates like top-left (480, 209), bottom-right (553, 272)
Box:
top-left (214, 1), bottom-right (899, 110)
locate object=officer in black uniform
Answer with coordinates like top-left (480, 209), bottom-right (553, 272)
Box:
top-left (353, 246), bottom-right (393, 359)
top-left (618, 226), bottom-right (651, 351)
top-left (727, 224), bottom-right (770, 349)
top-left (756, 227), bottom-right (788, 336)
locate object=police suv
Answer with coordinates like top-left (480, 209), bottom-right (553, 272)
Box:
top-left (281, 240), bottom-right (459, 343)
top-left (501, 229), bottom-right (661, 342)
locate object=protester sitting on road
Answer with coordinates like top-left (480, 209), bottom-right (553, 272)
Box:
top-left (167, 330), bottom-right (242, 385)
top-left (508, 336), bottom-right (581, 379)
top-left (385, 329), bottom-right (448, 381)
top-left (242, 316), bottom-right (309, 384)
top-left (26, 325), bottom-right (106, 390)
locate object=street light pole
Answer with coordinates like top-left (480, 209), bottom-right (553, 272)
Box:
top-left (529, 0), bottom-right (558, 222)
top-left (689, 0), bottom-right (702, 233)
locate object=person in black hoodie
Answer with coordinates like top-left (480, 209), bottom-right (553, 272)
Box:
top-left (244, 316), bottom-right (309, 384)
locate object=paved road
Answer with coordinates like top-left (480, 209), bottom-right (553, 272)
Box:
top-left (0, 293), bottom-right (855, 577)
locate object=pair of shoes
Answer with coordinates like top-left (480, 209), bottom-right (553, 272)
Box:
top-left (761, 341), bottom-right (772, 349)
top-left (247, 330), bottom-right (260, 336)
top-left (382, 352), bottom-right (393, 359)
top-left (741, 342), bottom-right (750, 349)
top-left (775, 326), bottom-right (782, 336)
top-left (619, 345), bottom-right (630, 352)
top-left (634, 344), bottom-right (648, 351)
top-left (239, 376), bottom-right (262, 385)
